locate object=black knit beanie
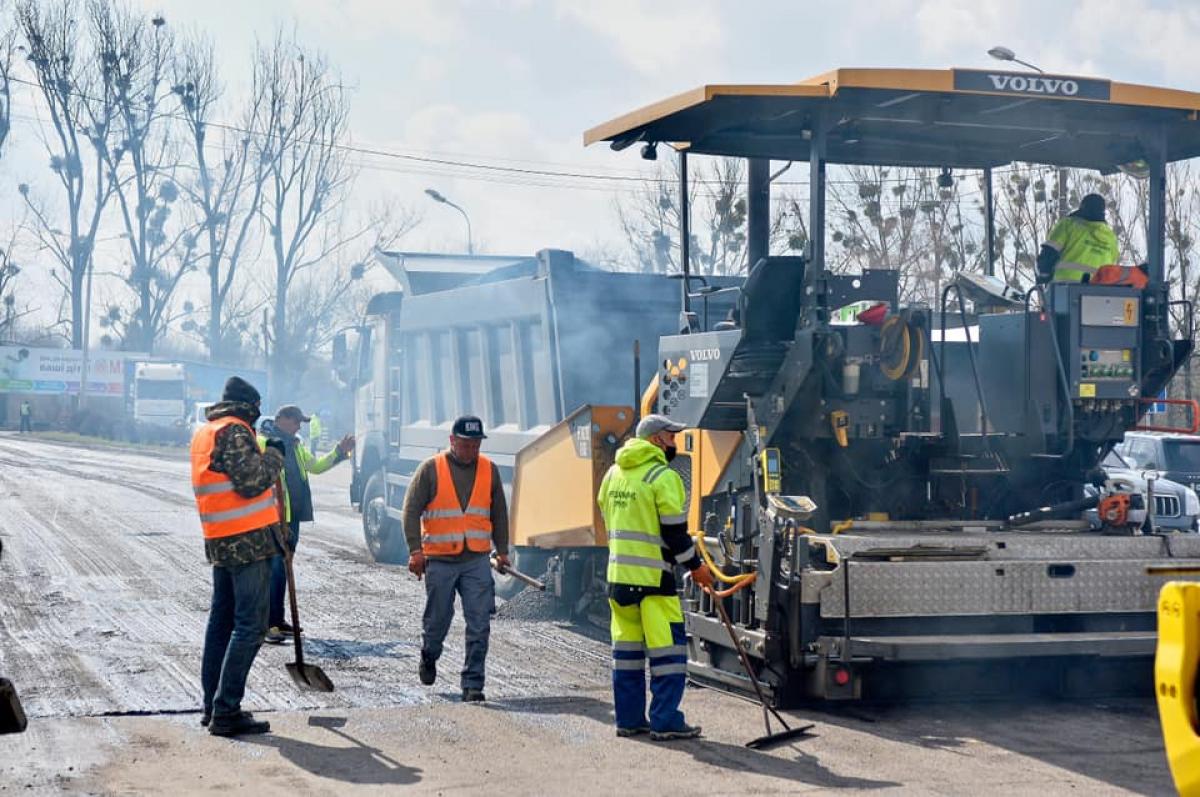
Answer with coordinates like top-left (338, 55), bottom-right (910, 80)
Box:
top-left (222, 376), bottom-right (261, 405)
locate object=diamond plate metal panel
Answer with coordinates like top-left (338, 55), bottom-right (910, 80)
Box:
top-left (816, 531), bottom-right (1200, 562)
top-left (817, 558), bottom-right (1200, 618)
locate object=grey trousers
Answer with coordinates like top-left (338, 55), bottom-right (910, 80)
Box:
top-left (421, 555), bottom-right (495, 690)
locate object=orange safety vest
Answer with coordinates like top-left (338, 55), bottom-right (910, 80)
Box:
top-left (190, 415), bottom-right (281, 540)
top-left (420, 453), bottom-right (494, 556)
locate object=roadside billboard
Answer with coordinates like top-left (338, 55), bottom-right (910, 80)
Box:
top-left (0, 347), bottom-right (127, 395)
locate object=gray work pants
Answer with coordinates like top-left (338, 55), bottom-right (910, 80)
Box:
top-left (421, 555), bottom-right (494, 690)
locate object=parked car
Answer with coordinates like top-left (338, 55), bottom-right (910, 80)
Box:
top-left (1085, 449), bottom-right (1200, 532)
top-left (1115, 432), bottom-right (1200, 496)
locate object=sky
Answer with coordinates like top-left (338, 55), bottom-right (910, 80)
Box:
top-left (5, 0), bottom-right (1200, 332)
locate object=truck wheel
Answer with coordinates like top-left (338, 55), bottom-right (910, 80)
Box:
top-left (362, 471), bottom-right (409, 564)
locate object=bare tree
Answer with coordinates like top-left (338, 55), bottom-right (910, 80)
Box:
top-left (17, 0), bottom-right (118, 348)
top-left (173, 34), bottom-right (267, 363)
top-left (616, 156), bottom-right (803, 276)
top-left (0, 0), bottom-right (18, 155)
top-left (88, 3), bottom-right (197, 353)
top-left (0, 224), bottom-right (29, 339)
top-left (270, 206), bottom-right (416, 369)
top-left (250, 30), bottom-right (356, 393)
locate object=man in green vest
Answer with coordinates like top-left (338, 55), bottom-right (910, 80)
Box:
top-left (598, 414), bottom-right (713, 741)
top-left (259, 405), bottom-right (354, 644)
top-left (1037, 193), bottom-right (1120, 283)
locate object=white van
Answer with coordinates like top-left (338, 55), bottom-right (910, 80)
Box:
top-left (189, 402), bottom-right (216, 438)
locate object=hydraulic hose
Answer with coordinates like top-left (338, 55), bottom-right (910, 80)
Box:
top-left (691, 528), bottom-right (756, 597)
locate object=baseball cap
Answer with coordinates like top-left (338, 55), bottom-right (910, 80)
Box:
top-left (636, 413), bottom-right (686, 438)
top-left (275, 404), bottom-right (311, 423)
top-left (452, 415), bottom-right (487, 439)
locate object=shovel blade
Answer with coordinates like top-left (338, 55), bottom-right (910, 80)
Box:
top-left (0, 678), bottom-right (28, 735)
top-left (745, 723), bottom-right (814, 750)
top-left (286, 662), bottom-right (335, 693)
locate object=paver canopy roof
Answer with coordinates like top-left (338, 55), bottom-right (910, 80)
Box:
top-left (585, 68), bottom-right (1200, 170)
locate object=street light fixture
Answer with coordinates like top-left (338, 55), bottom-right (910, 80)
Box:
top-left (424, 188), bottom-right (474, 255)
top-left (987, 45), bottom-right (1045, 74)
top-left (986, 46), bottom-right (1066, 215)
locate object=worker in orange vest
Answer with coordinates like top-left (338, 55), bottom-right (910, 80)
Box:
top-left (403, 415), bottom-right (510, 702)
top-left (190, 376), bottom-right (285, 737)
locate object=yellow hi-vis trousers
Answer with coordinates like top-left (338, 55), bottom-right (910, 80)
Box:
top-left (609, 594), bottom-right (688, 732)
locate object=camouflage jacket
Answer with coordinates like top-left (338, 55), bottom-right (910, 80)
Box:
top-left (200, 401), bottom-right (287, 568)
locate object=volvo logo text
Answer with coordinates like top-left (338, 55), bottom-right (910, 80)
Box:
top-left (986, 74), bottom-right (1079, 96)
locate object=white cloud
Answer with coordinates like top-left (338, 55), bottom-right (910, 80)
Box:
top-left (555, 0), bottom-right (724, 75)
top-left (294, 0), bottom-right (463, 44)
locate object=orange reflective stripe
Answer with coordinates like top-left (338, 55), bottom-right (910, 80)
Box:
top-left (420, 452), bottom-right (494, 555)
top-left (190, 415), bottom-right (282, 539)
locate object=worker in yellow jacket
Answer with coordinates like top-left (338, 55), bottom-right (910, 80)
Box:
top-left (1037, 193), bottom-right (1120, 283)
top-left (258, 404), bottom-right (354, 644)
top-left (598, 414), bottom-right (713, 741)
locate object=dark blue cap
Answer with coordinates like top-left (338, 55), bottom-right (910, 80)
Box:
top-left (452, 415), bottom-right (487, 439)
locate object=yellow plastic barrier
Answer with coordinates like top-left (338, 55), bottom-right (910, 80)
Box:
top-left (1156, 581), bottom-right (1200, 796)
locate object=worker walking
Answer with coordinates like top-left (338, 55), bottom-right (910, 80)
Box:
top-left (403, 415), bottom-right (509, 702)
top-left (18, 400), bottom-right (31, 433)
top-left (190, 376), bottom-right (284, 737)
top-left (259, 405), bottom-right (354, 645)
top-left (1037, 193), bottom-right (1120, 283)
top-left (598, 414), bottom-right (713, 741)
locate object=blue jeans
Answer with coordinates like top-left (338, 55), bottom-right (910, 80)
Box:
top-left (269, 519), bottom-right (301, 628)
top-left (201, 558), bottom-right (271, 718)
top-left (422, 555), bottom-right (495, 690)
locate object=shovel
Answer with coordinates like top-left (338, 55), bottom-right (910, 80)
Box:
top-left (0, 678), bottom-right (27, 735)
top-left (490, 555), bottom-right (546, 591)
top-left (707, 588), bottom-right (813, 749)
top-left (271, 481), bottom-right (334, 692)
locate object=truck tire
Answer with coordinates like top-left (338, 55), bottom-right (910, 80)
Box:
top-left (362, 471), bottom-right (409, 564)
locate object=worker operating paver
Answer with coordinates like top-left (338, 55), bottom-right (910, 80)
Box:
top-left (403, 415), bottom-right (510, 702)
top-left (598, 414), bottom-right (714, 741)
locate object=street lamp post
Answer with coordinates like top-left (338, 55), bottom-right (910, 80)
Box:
top-left (424, 188), bottom-right (474, 255)
top-left (987, 46), bottom-right (1068, 215)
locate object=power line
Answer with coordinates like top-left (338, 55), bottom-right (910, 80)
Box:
top-left (6, 73), bottom-right (1067, 195)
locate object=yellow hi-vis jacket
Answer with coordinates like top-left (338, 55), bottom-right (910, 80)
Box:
top-left (599, 438), bottom-right (689, 588)
top-left (1046, 215), bottom-right (1119, 283)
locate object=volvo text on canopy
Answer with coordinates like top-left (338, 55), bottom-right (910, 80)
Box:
top-left (585, 67), bottom-right (1200, 702)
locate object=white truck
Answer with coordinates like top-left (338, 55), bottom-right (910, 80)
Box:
top-left (132, 362), bottom-right (188, 436)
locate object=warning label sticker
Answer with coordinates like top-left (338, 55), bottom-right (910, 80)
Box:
top-left (689, 363), bottom-right (709, 398)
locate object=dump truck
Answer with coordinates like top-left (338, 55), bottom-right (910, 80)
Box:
top-left (502, 65), bottom-right (1200, 704)
top-left (334, 248), bottom-right (734, 579)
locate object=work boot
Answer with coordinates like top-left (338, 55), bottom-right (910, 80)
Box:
top-left (277, 622), bottom-right (301, 636)
top-left (616, 724), bottom-right (651, 738)
top-left (461, 687), bottom-right (486, 703)
top-left (649, 723), bottom-right (702, 741)
top-left (265, 627), bottom-right (286, 645)
top-left (208, 712), bottom-right (271, 737)
top-left (203, 709), bottom-right (251, 727)
top-left (418, 654), bottom-right (436, 685)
